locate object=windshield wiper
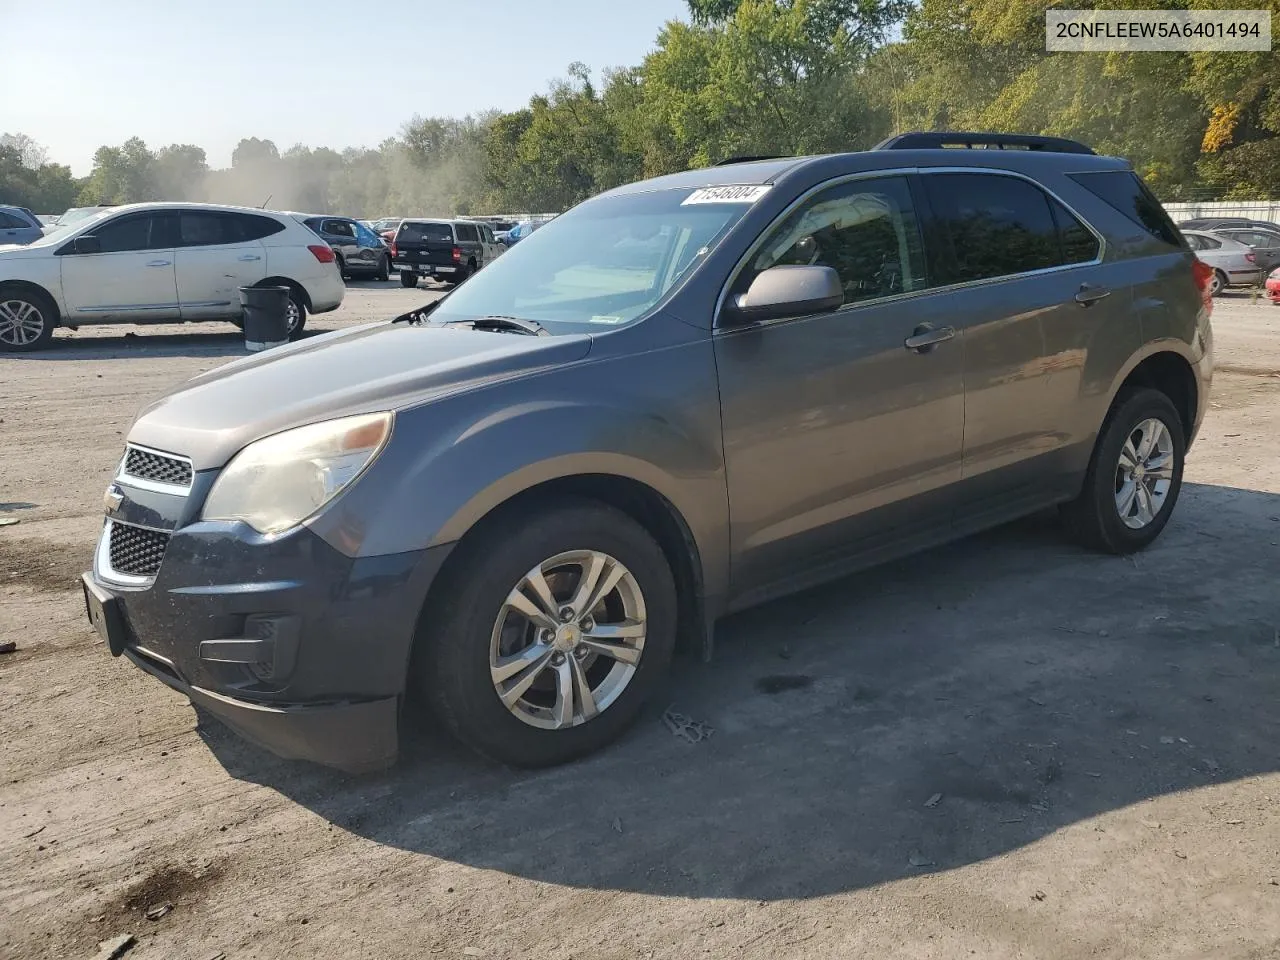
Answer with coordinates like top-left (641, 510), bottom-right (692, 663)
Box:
top-left (391, 295), bottom-right (448, 324)
top-left (442, 315), bottom-right (548, 336)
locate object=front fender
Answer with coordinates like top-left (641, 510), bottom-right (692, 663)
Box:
top-left (309, 342), bottom-right (731, 603)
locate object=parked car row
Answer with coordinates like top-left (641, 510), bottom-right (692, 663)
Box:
top-left (1178, 218), bottom-right (1280, 294)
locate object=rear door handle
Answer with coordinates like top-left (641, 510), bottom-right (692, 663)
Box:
top-left (904, 325), bottom-right (956, 353)
top-left (237, 254), bottom-right (262, 262)
top-left (146, 259), bottom-right (172, 267)
top-left (1075, 283), bottom-right (1111, 306)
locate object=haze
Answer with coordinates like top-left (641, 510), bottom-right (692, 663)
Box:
top-left (5, 0), bottom-right (689, 175)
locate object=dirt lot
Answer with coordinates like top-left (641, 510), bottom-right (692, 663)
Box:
top-left (3, 285), bottom-right (1280, 960)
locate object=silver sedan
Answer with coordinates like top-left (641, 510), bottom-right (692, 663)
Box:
top-left (1182, 229), bottom-right (1263, 294)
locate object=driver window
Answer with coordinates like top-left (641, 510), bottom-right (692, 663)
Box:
top-left (739, 176), bottom-right (928, 307)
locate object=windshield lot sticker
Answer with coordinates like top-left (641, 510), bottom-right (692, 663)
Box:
top-left (682, 185), bottom-right (772, 205)
top-left (589, 315), bottom-right (627, 324)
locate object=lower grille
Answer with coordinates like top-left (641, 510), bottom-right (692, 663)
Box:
top-left (108, 522), bottom-right (171, 578)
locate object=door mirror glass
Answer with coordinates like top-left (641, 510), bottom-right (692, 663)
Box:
top-left (725, 265), bottom-right (844, 324)
top-left (72, 235), bottom-right (102, 255)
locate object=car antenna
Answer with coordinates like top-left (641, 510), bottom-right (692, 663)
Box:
top-left (260, 194), bottom-right (272, 209)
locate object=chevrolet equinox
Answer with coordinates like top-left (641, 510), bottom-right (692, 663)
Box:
top-left (82, 132), bottom-right (1214, 772)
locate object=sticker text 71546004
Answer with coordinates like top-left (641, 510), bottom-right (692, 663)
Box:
top-left (682, 185), bottom-right (773, 205)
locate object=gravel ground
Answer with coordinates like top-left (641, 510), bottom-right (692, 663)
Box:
top-left (2, 286), bottom-right (1279, 960)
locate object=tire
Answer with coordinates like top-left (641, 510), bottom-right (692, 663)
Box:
top-left (284, 288), bottom-right (307, 340)
top-left (0, 285), bottom-right (57, 352)
top-left (335, 255), bottom-right (347, 281)
top-left (1210, 269), bottom-right (1227, 296)
top-left (400, 270), bottom-right (418, 288)
top-left (1060, 387), bottom-right (1186, 554)
top-left (376, 254), bottom-right (390, 281)
top-left (416, 499), bottom-right (678, 767)
top-left (452, 262), bottom-right (473, 286)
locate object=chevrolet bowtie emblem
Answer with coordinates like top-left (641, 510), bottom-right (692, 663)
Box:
top-left (104, 485), bottom-right (124, 512)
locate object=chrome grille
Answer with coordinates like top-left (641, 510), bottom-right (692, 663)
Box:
top-left (108, 522), bottom-right (171, 577)
top-left (122, 446), bottom-right (193, 488)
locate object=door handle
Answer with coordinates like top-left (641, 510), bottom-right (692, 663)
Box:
top-left (145, 259), bottom-right (172, 267)
top-left (1074, 283), bottom-right (1111, 306)
top-left (904, 324), bottom-right (956, 353)
top-left (237, 254), bottom-right (262, 262)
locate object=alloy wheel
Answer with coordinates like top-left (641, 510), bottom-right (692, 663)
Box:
top-left (1115, 417), bottom-right (1174, 529)
top-left (0, 298), bottom-right (45, 347)
top-left (489, 549), bottom-right (647, 730)
top-left (285, 299), bottom-right (301, 334)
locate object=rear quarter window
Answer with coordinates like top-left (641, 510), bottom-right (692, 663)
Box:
top-left (1068, 171), bottom-right (1183, 248)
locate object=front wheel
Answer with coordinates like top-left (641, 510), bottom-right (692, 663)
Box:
top-left (400, 270), bottom-right (418, 288)
top-left (1060, 387), bottom-right (1185, 554)
top-left (0, 286), bottom-right (57, 352)
top-left (415, 500), bottom-right (678, 766)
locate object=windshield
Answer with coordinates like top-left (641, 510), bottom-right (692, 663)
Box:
top-left (430, 189), bottom-right (756, 330)
top-left (30, 207), bottom-right (118, 246)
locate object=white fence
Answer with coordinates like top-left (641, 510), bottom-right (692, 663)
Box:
top-left (1163, 201), bottom-right (1280, 221)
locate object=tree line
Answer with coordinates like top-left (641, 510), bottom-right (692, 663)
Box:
top-left (4, 0), bottom-right (1277, 218)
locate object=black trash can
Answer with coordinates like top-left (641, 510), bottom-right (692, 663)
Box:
top-left (238, 285), bottom-right (291, 352)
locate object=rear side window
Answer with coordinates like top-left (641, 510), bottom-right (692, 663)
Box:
top-left (455, 223), bottom-right (479, 242)
top-left (0, 211), bottom-right (28, 228)
top-left (234, 213), bottom-right (284, 240)
top-left (324, 219), bottom-right (357, 239)
top-left (924, 173), bottom-right (1089, 282)
top-left (397, 221), bottom-right (453, 243)
top-left (1068, 171), bottom-right (1182, 248)
top-left (179, 213), bottom-right (228, 246)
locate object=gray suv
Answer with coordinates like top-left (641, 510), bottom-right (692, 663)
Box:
top-left (82, 132), bottom-right (1214, 773)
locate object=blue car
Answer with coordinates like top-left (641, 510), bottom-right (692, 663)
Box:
top-left (0, 205), bottom-right (45, 245)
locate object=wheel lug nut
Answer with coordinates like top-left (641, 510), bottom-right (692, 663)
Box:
top-left (559, 607), bottom-right (574, 622)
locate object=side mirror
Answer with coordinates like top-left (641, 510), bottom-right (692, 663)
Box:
top-left (724, 264), bottom-right (844, 324)
top-left (72, 235), bottom-right (102, 255)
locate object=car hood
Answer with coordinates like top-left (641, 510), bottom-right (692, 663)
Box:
top-left (128, 321), bottom-right (594, 469)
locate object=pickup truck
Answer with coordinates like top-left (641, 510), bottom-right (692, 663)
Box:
top-left (393, 219), bottom-right (499, 287)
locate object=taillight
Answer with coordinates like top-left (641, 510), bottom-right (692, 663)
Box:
top-left (452, 247), bottom-right (462, 262)
top-left (308, 244), bottom-right (336, 264)
top-left (1191, 257), bottom-right (1215, 313)
top-left (1245, 252), bottom-right (1256, 262)
top-left (390, 241), bottom-right (397, 257)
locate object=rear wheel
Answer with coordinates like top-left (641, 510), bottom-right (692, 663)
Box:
top-left (0, 286), bottom-right (57, 352)
top-left (415, 500), bottom-right (677, 766)
top-left (376, 254), bottom-right (390, 281)
top-left (335, 255), bottom-right (347, 281)
top-left (284, 289), bottom-right (307, 339)
top-left (400, 270), bottom-right (418, 288)
top-left (1210, 269), bottom-right (1227, 296)
top-left (1060, 387), bottom-right (1185, 554)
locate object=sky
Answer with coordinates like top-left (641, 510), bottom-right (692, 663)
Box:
top-left (3, 0), bottom-right (690, 175)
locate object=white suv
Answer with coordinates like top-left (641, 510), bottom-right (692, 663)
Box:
top-left (0, 202), bottom-right (345, 352)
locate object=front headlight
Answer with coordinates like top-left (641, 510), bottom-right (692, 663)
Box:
top-left (202, 412), bottom-right (393, 534)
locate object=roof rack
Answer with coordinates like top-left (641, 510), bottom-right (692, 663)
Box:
top-left (873, 132), bottom-right (1096, 156)
top-left (714, 155), bottom-right (787, 166)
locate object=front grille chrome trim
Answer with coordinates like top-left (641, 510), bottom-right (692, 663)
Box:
top-left (96, 521), bottom-right (154, 587)
top-left (118, 443), bottom-right (194, 492)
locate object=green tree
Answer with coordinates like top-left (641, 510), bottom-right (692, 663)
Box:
top-left (78, 137), bottom-right (157, 203)
top-left (153, 144), bottom-right (208, 200)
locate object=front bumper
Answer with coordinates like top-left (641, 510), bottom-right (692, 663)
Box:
top-left (86, 518), bottom-right (450, 773)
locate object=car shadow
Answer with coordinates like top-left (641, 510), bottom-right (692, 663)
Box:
top-left (198, 480), bottom-right (1280, 902)
top-left (5, 326), bottom-right (339, 362)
